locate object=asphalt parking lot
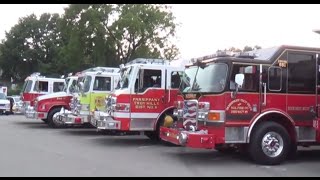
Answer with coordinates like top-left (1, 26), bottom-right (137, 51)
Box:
top-left (1, 115), bottom-right (320, 177)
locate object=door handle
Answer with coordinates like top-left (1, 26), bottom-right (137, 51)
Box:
top-left (262, 83), bottom-right (266, 106)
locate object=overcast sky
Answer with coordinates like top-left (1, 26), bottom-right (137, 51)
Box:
top-left (1, 4), bottom-right (320, 59)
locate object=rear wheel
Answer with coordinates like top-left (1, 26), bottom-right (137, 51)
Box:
top-left (249, 121), bottom-right (290, 165)
top-left (47, 108), bottom-right (66, 128)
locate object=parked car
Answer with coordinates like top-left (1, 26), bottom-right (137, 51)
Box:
top-left (7, 95), bottom-right (23, 114)
top-left (0, 93), bottom-right (11, 115)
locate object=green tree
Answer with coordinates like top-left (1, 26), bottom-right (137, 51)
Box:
top-left (59, 4), bottom-right (118, 70)
top-left (0, 13), bottom-right (63, 81)
top-left (0, 4), bottom-right (180, 80)
top-left (105, 4), bottom-right (179, 63)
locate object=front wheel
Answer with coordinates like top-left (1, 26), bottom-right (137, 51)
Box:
top-left (47, 108), bottom-right (66, 128)
top-left (249, 121), bottom-right (290, 165)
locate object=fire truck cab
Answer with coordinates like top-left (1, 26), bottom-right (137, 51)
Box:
top-left (59, 67), bottom-right (120, 127)
top-left (25, 75), bottom-right (79, 127)
top-left (160, 45), bottom-right (320, 165)
top-left (20, 73), bottom-right (65, 114)
top-left (93, 58), bottom-right (185, 140)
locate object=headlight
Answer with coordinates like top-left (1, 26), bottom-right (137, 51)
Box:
top-left (178, 132), bottom-right (188, 145)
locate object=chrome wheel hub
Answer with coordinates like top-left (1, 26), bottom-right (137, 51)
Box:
top-left (261, 131), bottom-right (284, 158)
top-left (52, 112), bottom-right (64, 125)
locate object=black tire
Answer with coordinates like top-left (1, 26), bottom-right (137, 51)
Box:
top-left (249, 121), bottom-right (290, 165)
top-left (41, 119), bottom-right (48, 123)
top-left (47, 108), bottom-right (66, 128)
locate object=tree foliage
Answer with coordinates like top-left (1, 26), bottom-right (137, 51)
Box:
top-left (0, 4), bottom-right (179, 82)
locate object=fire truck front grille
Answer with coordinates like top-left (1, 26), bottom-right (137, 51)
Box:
top-left (182, 100), bottom-right (198, 128)
top-left (70, 97), bottom-right (79, 114)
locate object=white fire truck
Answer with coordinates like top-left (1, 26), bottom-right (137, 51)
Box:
top-left (93, 58), bottom-right (185, 140)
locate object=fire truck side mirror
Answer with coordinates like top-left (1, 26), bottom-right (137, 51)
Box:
top-left (235, 73), bottom-right (244, 88)
top-left (231, 73), bottom-right (244, 99)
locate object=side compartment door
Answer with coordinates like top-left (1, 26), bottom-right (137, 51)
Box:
top-left (286, 51), bottom-right (317, 142)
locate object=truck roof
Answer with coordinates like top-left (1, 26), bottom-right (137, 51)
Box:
top-left (25, 76), bottom-right (64, 81)
top-left (125, 58), bottom-right (184, 69)
top-left (188, 45), bottom-right (320, 66)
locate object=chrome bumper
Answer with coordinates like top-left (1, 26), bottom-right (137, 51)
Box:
top-left (94, 111), bottom-right (121, 130)
top-left (60, 108), bottom-right (90, 125)
top-left (25, 106), bottom-right (36, 119)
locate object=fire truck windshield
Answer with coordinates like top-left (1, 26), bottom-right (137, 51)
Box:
top-left (83, 76), bottom-right (92, 93)
top-left (180, 66), bottom-right (198, 92)
top-left (117, 66), bottom-right (132, 89)
top-left (22, 80), bottom-right (33, 93)
top-left (190, 63), bottom-right (228, 93)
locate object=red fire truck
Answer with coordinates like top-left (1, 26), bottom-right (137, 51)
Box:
top-left (93, 58), bottom-right (185, 140)
top-left (20, 73), bottom-right (65, 113)
top-left (25, 75), bottom-right (78, 127)
top-left (160, 45), bottom-right (320, 165)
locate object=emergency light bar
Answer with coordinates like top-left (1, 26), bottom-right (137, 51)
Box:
top-left (126, 58), bottom-right (170, 66)
top-left (190, 51), bottom-right (234, 63)
top-left (235, 52), bottom-right (257, 59)
top-left (82, 67), bottom-right (120, 73)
